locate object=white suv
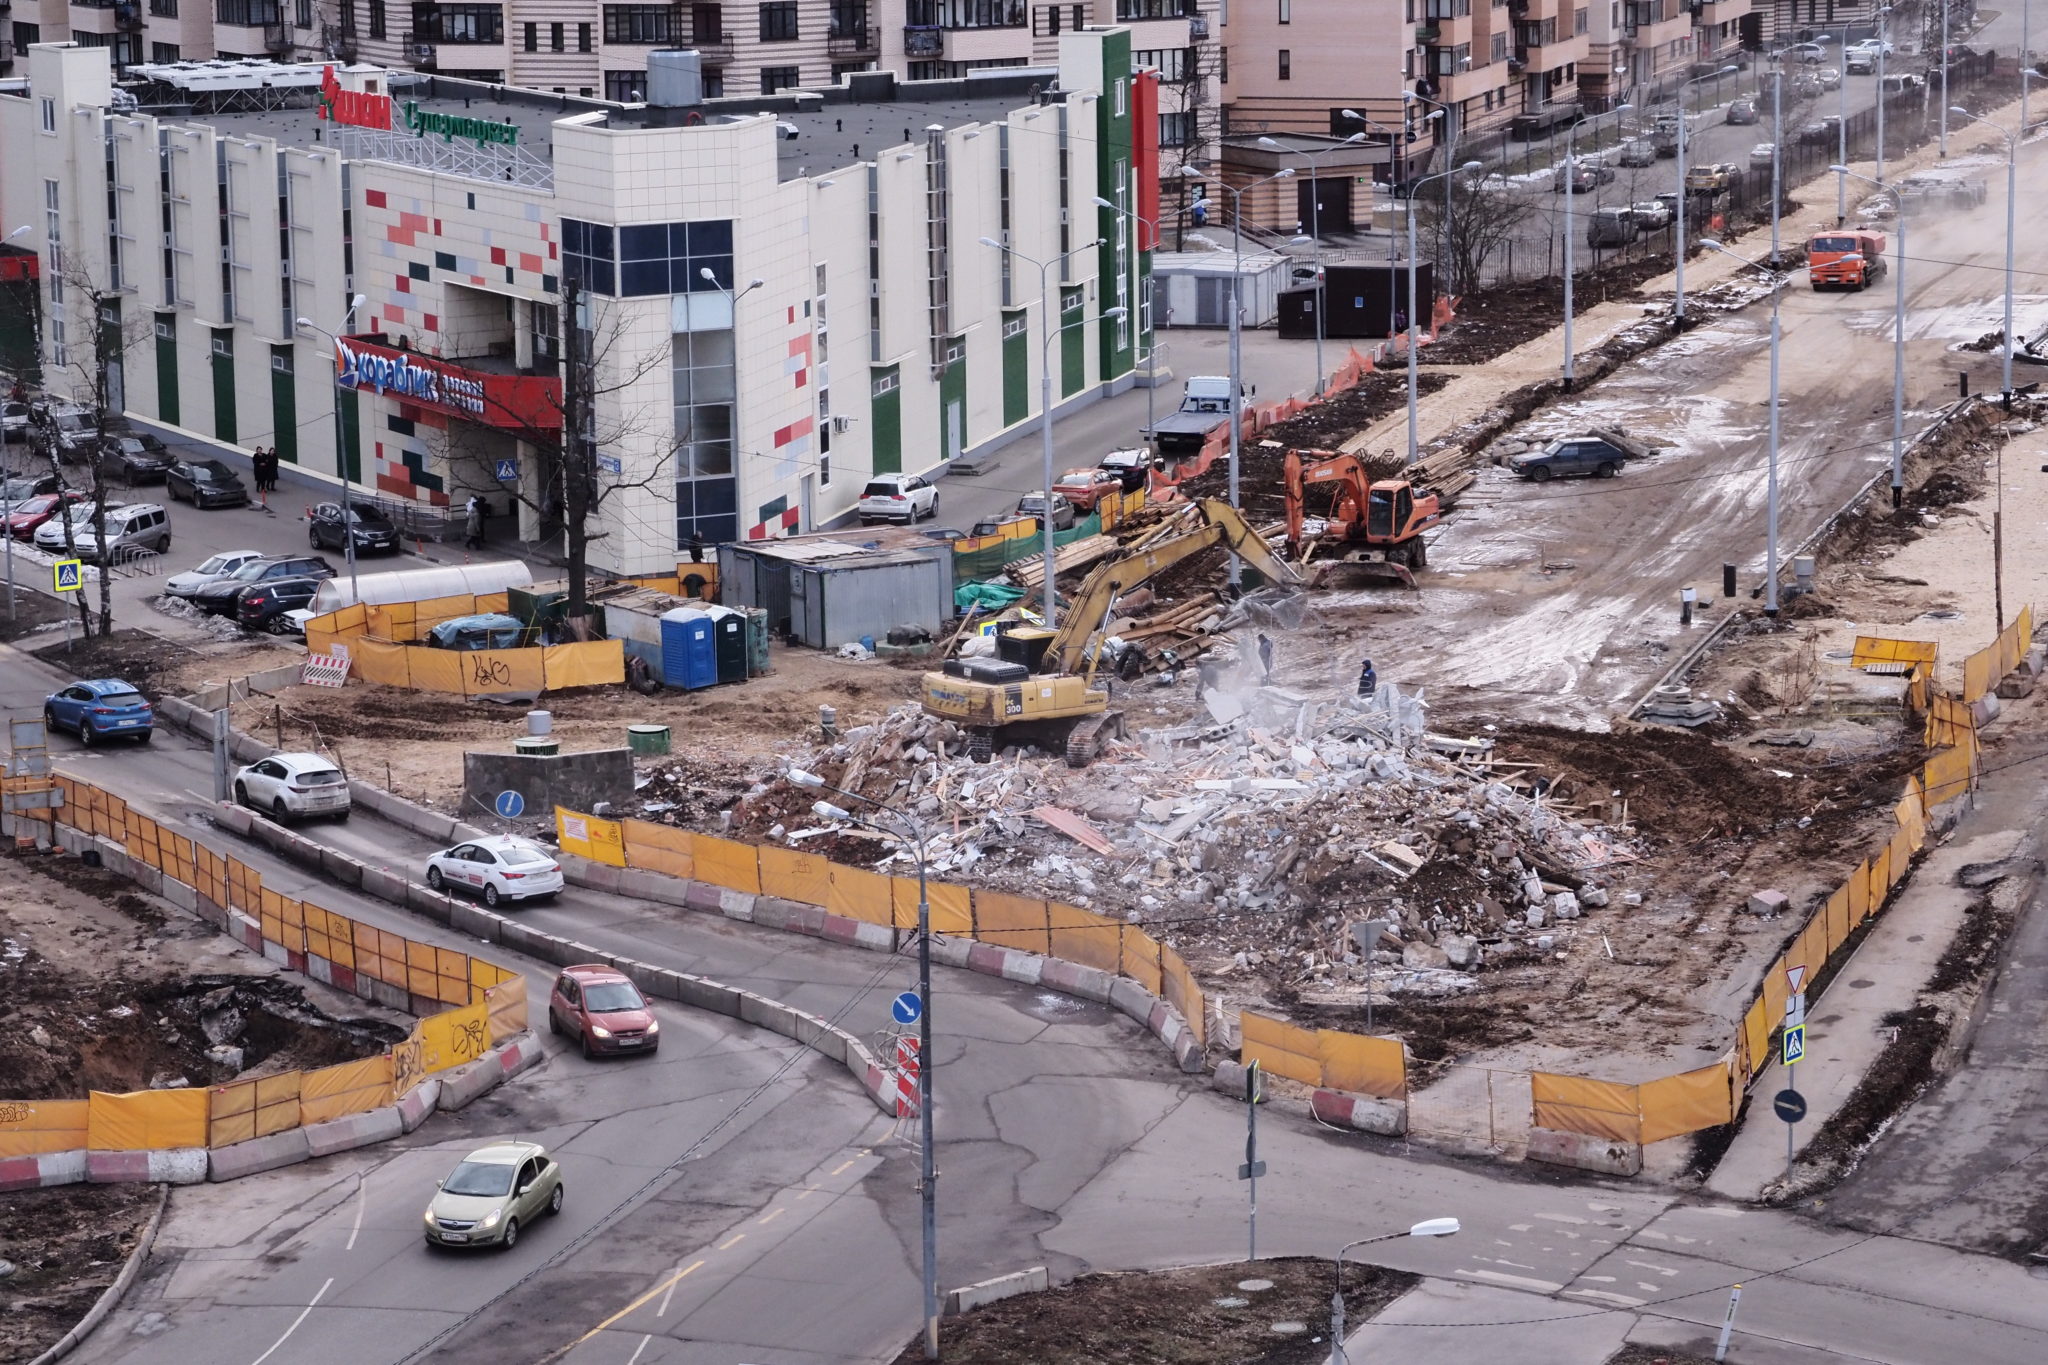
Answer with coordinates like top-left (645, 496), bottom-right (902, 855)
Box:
top-left (233, 753), bottom-right (352, 821)
top-left (34, 502), bottom-right (171, 560)
top-left (857, 473), bottom-right (939, 524)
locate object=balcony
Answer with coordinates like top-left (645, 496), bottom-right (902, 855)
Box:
top-left (1516, 33), bottom-right (1589, 71)
top-left (904, 25), bottom-right (943, 56)
top-left (114, 0), bottom-right (143, 28)
top-left (402, 31), bottom-right (438, 65)
top-left (1694, 0), bottom-right (1749, 23)
top-left (1189, 16), bottom-right (1208, 38)
top-left (263, 21), bottom-right (293, 52)
top-left (691, 32), bottom-right (735, 61)
top-left (827, 26), bottom-right (879, 55)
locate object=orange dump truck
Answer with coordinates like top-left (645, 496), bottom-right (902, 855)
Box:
top-left (1807, 230), bottom-right (1888, 290)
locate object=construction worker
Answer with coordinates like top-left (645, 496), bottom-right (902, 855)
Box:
top-left (1357, 657), bottom-right (1378, 699)
top-left (1257, 633), bottom-right (1275, 683)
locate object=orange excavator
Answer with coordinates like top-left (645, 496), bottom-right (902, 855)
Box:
top-left (1282, 449), bottom-right (1447, 587)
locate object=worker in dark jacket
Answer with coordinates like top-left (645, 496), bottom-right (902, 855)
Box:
top-left (1357, 657), bottom-right (1378, 699)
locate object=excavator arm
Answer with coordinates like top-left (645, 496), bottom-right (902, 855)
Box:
top-left (1044, 499), bottom-right (1300, 677)
top-left (1283, 449), bottom-right (1376, 552)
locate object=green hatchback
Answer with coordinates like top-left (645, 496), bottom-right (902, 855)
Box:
top-left (423, 1142), bottom-right (564, 1250)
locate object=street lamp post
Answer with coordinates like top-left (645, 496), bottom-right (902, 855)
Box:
top-left (1876, 5), bottom-right (1893, 183)
top-left (1405, 161), bottom-right (1484, 463)
top-left (295, 293), bottom-right (369, 601)
top-left (1183, 166), bottom-right (1295, 591)
top-left (1675, 67), bottom-right (1740, 327)
top-left (1563, 105), bottom-right (1629, 389)
top-left (1404, 90), bottom-right (1456, 281)
top-left (788, 767), bottom-right (941, 1359)
top-left (1341, 107), bottom-right (1439, 340)
top-left (1701, 238), bottom-right (1785, 615)
top-left (1257, 133), bottom-right (1368, 394)
top-left (977, 236), bottom-right (1115, 629)
top-left (1830, 166), bottom-right (1907, 507)
top-left (1327, 1219), bottom-right (1461, 1365)
top-left (1091, 195), bottom-right (1164, 432)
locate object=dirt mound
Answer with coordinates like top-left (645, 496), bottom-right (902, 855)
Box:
top-left (0, 1184), bottom-right (159, 1365)
top-left (29, 627), bottom-right (201, 699)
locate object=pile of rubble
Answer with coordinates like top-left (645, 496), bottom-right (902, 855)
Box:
top-left (731, 673), bottom-right (1644, 1004)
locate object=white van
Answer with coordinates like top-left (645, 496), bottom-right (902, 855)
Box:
top-left (33, 502), bottom-right (172, 561)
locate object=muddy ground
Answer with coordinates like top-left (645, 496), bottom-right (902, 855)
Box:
top-left (0, 1183), bottom-right (160, 1365)
top-left (892, 1258), bottom-right (1416, 1365)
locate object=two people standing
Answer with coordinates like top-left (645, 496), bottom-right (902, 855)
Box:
top-left (250, 446), bottom-right (279, 500)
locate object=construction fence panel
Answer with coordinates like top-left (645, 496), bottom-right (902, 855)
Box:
top-left (407, 647), bottom-right (467, 695)
top-left (419, 1002), bottom-right (491, 1074)
top-left (306, 905), bottom-right (358, 970)
top-left (1790, 915), bottom-right (1831, 986)
top-left (1639, 1057), bottom-right (1739, 1145)
top-left (252, 1072), bottom-right (303, 1139)
top-left (1740, 997), bottom-right (1772, 1077)
top-left (973, 891), bottom-right (1050, 957)
top-left (541, 641), bottom-right (626, 690)
top-left (1531, 1073), bottom-right (1641, 1144)
top-left (1048, 902), bottom-right (1122, 975)
top-left (226, 858), bottom-right (261, 916)
top-left (1922, 745), bottom-right (1974, 808)
top-left (0, 1099), bottom-right (90, 1157)
top-left (1886, 828), bottom-right (1917, 891)
top-left (390, 1026), bottom-right (427, 1098)
top-left (303, 602), bottom-right (369, 656)
top-left (194, 844), bottom-right (229, 908)
top-left (1759, 954), bottom-right (1791, 1026)
top-left (1240, 1011), bottom-right (1322, 1088)
top-left (555, 807), bottom-right (628, 868)
top-left (356, 923), bottom-right (409, 992)
top-left (260, 887), bottom-right (306, 953)
top-left (1924, 693), bottom-right (1974, 750)
top-left (1318, 1030), bottom-right (1406, 1101)
top-left (125, 813), bottom-right (163, 871)
top-left (892, 877), bottom-right (973, 937)
top-left (298, 1054), bottom-right (394, 1125)
top-left (826, 862), bottom-right (894, 924)
top-left (759, 845), bottom-right (834, 908)
top-left (1850, 636), bottom-right (1939, 668)
top-left (1896, 787), bottom-right (1929, 852)
top-left (207, 1077), bottom-right (259, 1148)
top-left (621, 819), bottom-right (695, 882)
top-left (484, 976), bottom-right (528, 1043)
top-left (1824, 884), bottom-right (1853, 956)
top-left (691, 835), bottom-right (762, 894)
top-left (350, 638), bottom-right (414, 688)
top-left (1121, 927), bottom-right (1165, 996)
top-left (1161, 949), bottom-right (1206, 1047)
top-left (87, 1088), bottom-right (210, 1151)
top-left (457, 648), bottom-right (546, 697)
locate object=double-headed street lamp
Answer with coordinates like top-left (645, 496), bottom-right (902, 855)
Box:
top-left (1675, 67), bottom-right (1741, 328)
top-left (788, 766), bottom-right (941, 1359)
top-left (1829, 166), bottom-right (1908, 507)
top-left (294, 293), bottom-right (370, 600)
top-left (1184, 165), bottom-right (1296, 590)
top-left (1341, 106), bottom-right (1442, 340)
top-left (1327, 1218), bottom-right (1461, 1365)
top-left (1405, 161), bottom-right (1484, 464)
top-left (1700, 239), bottom-right (1786, 615)
top-left (1563, 104), bottom-right (1629, 389)
top-left (977, 236), bottom-right (1122, 628)
top-left (1258, 132), bottom-right (1368, 394)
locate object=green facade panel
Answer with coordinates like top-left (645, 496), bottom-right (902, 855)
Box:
top-left (1002, 313), bottom-right (1028, 427)
top-left (210, 346), bottom-right (237, 445)
top-left (870, 366), bottom-right (902, 474)
top-left (154, 326), bottom-right (179, 426)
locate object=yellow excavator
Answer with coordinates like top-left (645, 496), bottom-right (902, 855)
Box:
top-left (922, 499), bottom-right (1300, 767)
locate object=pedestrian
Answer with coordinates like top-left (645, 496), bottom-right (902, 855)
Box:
top-left (1357, 656), bottom-right (1377, 699)
top-left (1393, 308), bottom-right (1408, 337)
top-left (464, 494), bottom-right (484, 550)
top-left (688, 529), bottom-right (706, 564)
top-left (1257, 633), bottom-right (1275, 684)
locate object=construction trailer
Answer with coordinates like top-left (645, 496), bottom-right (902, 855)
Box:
top-left (718, 528), bottom-right (952, 650)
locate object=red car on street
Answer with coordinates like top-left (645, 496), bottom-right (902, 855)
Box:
top-left (1051, 467), bottom-right (1123, 513)
top-left (4, 491), bottom-right (84, 540)
top-left (547, 965), bottom-right (660, 1058)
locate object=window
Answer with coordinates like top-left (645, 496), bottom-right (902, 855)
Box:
top-left (297, 0), bottom-right (312, 26)
top-left (1575, 5), bottom-right (1587, 33)
top-left (561, 218), bottom-right (616, 295)
top-left (829, 0), bottom-right (867, 36)
top-left (906, 0), bottom-right (1026, 30)
top-left (673, 328), bottom-right (738, 547)
top-left (1277, 0), bottom-right (1289, 20)
top-left (152, 41), bottom-right (181, 59)
top-left (1277, 48), bottom-right (1290, 80)
top-left (438, 5), bottom-right (503, 43)
top-left (216, 0), bottom-right (283, 25)
top-left (550, 20), bottom-right (564, 49)
top-left (1492, 30), bottom-right (1507, 60)
top-left (872, 370), bottom-right (899, 397)
top-left (760, 64), bottom-right (801, 92)
top-left (1159, 110), bottom-right (1193, 146)
top-left (618, 219), bottom-right (733, 297)
top-left (523, 20), bottom-right (536, 49)
top-left (604, 70), bottom-right (648, 101)
top-left (40, 98), bottom-right (56, 134)
top-left (368, 0), bottom-right (385, 38)
top-left (577, 21), bottom-right (592, 51)
top-left (603, 5), bottom-right (674, 41)
top-left (148, 0), bottom-right (177, 14)
top-left (758, 1), bottom-right (798, 39)
top-left (1133, 47), bottom-right (1189, 80)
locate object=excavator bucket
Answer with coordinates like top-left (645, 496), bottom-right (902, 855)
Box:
top-left (1310, 555), bottom-right (1417, 590)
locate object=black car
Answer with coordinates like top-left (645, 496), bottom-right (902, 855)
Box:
top-left (308, 500), bottom-right (402, 555)
top-left (0, 473), bottom-right (64, 501)
top-left (235, 576), bottom-right (324, 633)
top-left (100, 434), bottom-right (175, 483)
top-left (192, 554), bottom-right (336, 615)
top-left (167, 459), bottom-right (250, 509)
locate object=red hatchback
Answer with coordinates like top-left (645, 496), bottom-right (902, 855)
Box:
top-left (4, 491), bottom-right (84, 540)
top-left (547, 965), bottom-right (660, 1058)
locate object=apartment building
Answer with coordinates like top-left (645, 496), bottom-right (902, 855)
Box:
top-left (1, 33), bottom-right (1154, 564)
top-left (3, 0), bottom-right (319, 72)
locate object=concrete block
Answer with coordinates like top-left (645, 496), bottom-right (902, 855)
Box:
top-left (1172, 1027), bottom-right (1204, 1073)
top-left (1998, 669), bottom-right (2037, 700)
top-left (450, 901), bottom-right (505, 944)
top-left (211, 803), bottom-right (256, 836)
top-left (787, 1010), bottom-right (849, 1063)
top-left (318, 846), bottom-right (364, 887)
top-left (750, 898), bottom-right (798, 933)
top-left (437, 1056), bottom-right (507, 1112)
top-left (1211, 1059), bottom-right (1251, 1098)
top-left (965, 942), bottom-right (1009, 979)
top-left (997, 950), bottom-right (1043, 987)
top-left (495, 1032), bottom-right (545, 1081)
top-left (156, 696), bottom-right (203, 733)
top-left (395, 1079), bottom-right (441, 1131)
top-left (193, 895), bottom-right (228, 929)
top-left (1109, 977), bottom-right (1160, 1026)
top-left (1746, 889), bottom-right (1789, 916)
top-left (160, 877), bottom-right (198, 913)
top-left (946, 1266), bottom-right (1049, 1316)
top-left (738, 991), bottom-right (800, 1039)
top-left (227, 733), bottom-right (269, 763)
top-left (359, 865), bottom-right (410, 907)
top-left (405, 882), bottom-right (457, 925)
top-left (89, 1149), bottom-right (206, 1184)
top-left (535, 934), bottom-right (587, 967)
top-left (617, 866), bottom-right (689, 906)
top-left (1046, 960), bottom-right (1115, 1004)
top-left (365, 976), bottom-right (410, 1012)
top-left (852, 920), bottom-right (896, 954)
top-left (1311, 1089), bottom-right (1408, 1137)
top-left (683, 880), bottom-right (726, 914)
top-left (1526, 1125), bottom-right (1643, 1177)
top-left (579, 862), bottom-right (627, 895)
top-left (716, 887), bottom-right (756, 920)
top-left (128, 862), bottom-right (163, 895)
top-left (564, 940), bottom-right (609, 965)
top-left (88, 836), bottom-right (133, 878)
top-left (0, 1150), bottom-right (86, 1191)
top-left (673, 973), bottom-right (742, 1017)
top-left (1972, 693), bottom-right (2003, 727)
top-left (818, 913), bottom-right (861, 946)
top-left (783, 903), bottom-right (827, 937)
top-left (929, 937), bottom-right (973, 969)
top-left (496, 920), bottom-right (553, 960)
top-left (302, 1106), bottom-right (406, 1157)
top-left (207, 1129), bottom-right (313, 1181)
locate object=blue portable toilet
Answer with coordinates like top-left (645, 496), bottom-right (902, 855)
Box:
top-left (659, 608), bottom-right (718, 690)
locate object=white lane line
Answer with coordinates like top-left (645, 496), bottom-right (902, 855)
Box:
top-left (346, 1174), bottom-right (367, 1251)
top-left (249, 1276), bottom-right (334, 1365)
top-left (624, 1335), bottom-right (654, 1365)
top-left (655, 1261), bottom-right (693, 1317)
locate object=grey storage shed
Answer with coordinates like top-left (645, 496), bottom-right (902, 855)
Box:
top-left (718, 531), bottom-right (951, 650)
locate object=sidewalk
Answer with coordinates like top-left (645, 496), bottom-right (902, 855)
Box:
top-left (1707, 755), bottom-right (2048, 1201)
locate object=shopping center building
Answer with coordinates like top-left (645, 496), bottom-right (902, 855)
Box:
top-left (0, 33), bottom-right (1155, 572)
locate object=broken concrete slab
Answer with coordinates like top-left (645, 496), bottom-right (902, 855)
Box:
top-left (1746, 889), bottom-right (1790, 916)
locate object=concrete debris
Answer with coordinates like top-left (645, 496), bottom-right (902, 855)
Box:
top-left (1641, 684), bottom-right (1723, 728)
top-left (1746, 889), bottom-right (1790, 917)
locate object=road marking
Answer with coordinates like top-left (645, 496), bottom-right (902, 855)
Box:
top-left (248, 1276), bottom-right (333, 1365)
top-left (830, 1160), bottom-right (855, 1175)
top-left (655, 1260), bottom-right (690, 1318)
top-left (1452, 1268), bottom-right (1567, 1294)
top-left (346, 1174), bottom-right (367, 1251)
top-left (717, 1233), bottom-right (745, 1250)
top-left (624, 1336), bottom-right (654, 1365)
top-left (560, 1261), bottom-right (705, 1353)
top-left (795, 1188), bottom-right (816, 1200)
top-left (756, 1207), bottom-right (785, 1227)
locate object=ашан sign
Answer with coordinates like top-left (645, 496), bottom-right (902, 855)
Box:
top-left (315, 66), bottom-right (519, 149)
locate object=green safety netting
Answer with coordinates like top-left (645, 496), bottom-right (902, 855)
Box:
top-left (948, 510), bottom-right (1103, 586)
top-left (955, 580), bottom-right (1027, 612)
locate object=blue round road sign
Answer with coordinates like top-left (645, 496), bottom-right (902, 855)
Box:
top-left (891, 991), bottom-right (923, 1025)
top-left (495, 790), bottom-right (526, 819)
top-left (1772, 1089), bottom-right (1807, 1124)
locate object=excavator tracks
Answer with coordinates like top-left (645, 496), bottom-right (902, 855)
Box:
top-left (1064, 711), bottom-right (1127, 768)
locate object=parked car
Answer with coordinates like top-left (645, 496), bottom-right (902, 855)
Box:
top-left (1845, 48), bottom-right (1878, 75)
top-left (1098, 447), bottom-right (1154, 492)
top-left (425, 835), bottom-right (564, 907)
top-left (1749, 142), bottom-right (1779, 168)
top-left (235, 576), bottom-right (326, 634)
top-left (1726, 96), bottom-right (1759, 125)
top-left (919, 526), bottom-right (970, 544)
top-left (856, 472), bottom-right (939, 524)
top-left (43, 678), bottom-right (154, 746)
top-left (424, 612), bottom-right (525, 651)
top-left (1510, 435), bottom-right (1637, 481)
top-left (308, 499), bottom-right (402, 555)
top-left (1552, 158), bottom-right (1613, 193)
top-left (1586, 207), bottom-right (1640, 248)
top-left (1784, 42), bottom-right (1827, 64)
top-left (47, 409), bottom-right (97, 464)
top-left (1880, 72), bottom-right (1923, 96)
top-left (1050, 467), bottom-right (1123, 513)
top-left (33, 503), bottom-right (171, 561)
top-left (233, 752), bottom-right (352, 820)
top-left (0, 474), bottom-right (63, 501)
top-left (1615, 138), bottom-right (1658, 168)
top-left (2, 491), bottom-right (85, 541)
top-left (1630, 199), bottom-right (1675, 231)
top-left (548, 964), bottom-right (661, 1058)
top-left (167, 458), bottom-right (250, 509)
top-left (98, 433), bottom-right (175, 483)
top-left (164, 548), bottom-right (269, 600)
top-left (1816, 67), bottom-right (1842, 90)
top-left (0, 400), bottom-right (31, 443)
top-left (423, 1142), bottom-right (564, 1249)
top-left (1015, 491), bottom-right (1077, 532)
top-left (189, 554), bottom-right (335, 615)
top-left (1798, 118), bottom-right (1842, 146)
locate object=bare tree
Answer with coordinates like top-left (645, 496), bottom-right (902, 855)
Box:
top-left (1414, 175), bottom-right (1536, 294)
top-left (1156, 44), bottom-right (1224, 251)
top-left (433, 274), bottom-right (684, 629)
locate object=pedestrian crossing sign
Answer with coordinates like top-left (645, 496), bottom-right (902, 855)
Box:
top-left (1782, 1023), bottom-right (1806, 1065)
top-left (52, 560), bottom-right (82, 593)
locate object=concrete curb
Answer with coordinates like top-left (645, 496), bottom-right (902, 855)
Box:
top-left (302, 1106), bottom-right (405, 1156)
top-left (206, 1129), bottom-right (312, 1182)
top-left (0, 1150), bottom-right (87, 1192)
top-left (86, 1150), bottom-right (207, 1185)
top-left (26, 1183), bottom-right (170, 1365)
top-left (945, 1265), bottom-right (1049, 1316)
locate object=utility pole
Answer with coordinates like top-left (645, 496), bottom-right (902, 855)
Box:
top-left (1239, 1060), bottom-right (1265, 1262)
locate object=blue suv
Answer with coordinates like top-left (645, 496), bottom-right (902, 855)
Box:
top-left (44, 678), bottom-right (154, 746)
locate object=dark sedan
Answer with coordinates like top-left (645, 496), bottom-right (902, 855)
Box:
top-left (100, 434), bottom-right (175, 483)
top-left (235, 576), bottom-right (324, 633)
top-left (192, 554), bottom-right (336, 615)
top-left (308, 500), bottom-right (402, 555)
top-left (167, 459), bottom-right (250, 509)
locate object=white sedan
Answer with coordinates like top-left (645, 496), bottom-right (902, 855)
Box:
top-left (426, 836), bottom-right (564, 907)
top-left (166, 549), bottom-right (268, 600)
top-left (234, 753), bottom-right (353, 821)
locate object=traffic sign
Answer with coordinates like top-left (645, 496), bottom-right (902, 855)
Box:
top-left (52, 559), bottom-right (82, 593)
top-left (1782, 1023), bottom-right (1806, 1065)
top-left (1238, 1160), bottom-right (1268, 1180)
top-left (890, 990), bottom-right (923, 1025)
top-left (494, 790), bottom-right (526, 818)
top-left (1785, 964), bottom-right (1807, 994)
top-left (1784, 993), bottom-right (1806, 1029)
top-left (1772, 1089), bottom-right (1808, 1124)
top-left (598, 453), bottom-right (624, 475)
top-left (493, 458), bottom-right (519, 481)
